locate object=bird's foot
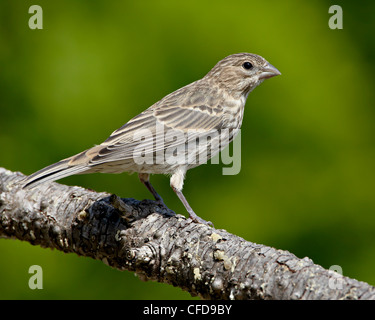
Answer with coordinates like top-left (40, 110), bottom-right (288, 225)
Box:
top-left (188, 212), bottom-right (214, 227)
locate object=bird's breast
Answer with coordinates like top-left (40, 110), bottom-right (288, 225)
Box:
top-left (222, 97), bottom-right (246, 130)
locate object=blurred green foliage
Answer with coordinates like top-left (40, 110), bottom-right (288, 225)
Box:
top-left (1, 0), bottom-right (375, 299)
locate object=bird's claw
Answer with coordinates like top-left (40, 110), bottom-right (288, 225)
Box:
top-left (189, 214), bottom-right (214, 227)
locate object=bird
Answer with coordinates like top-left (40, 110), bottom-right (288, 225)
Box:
top-left (22, 53), bottom-right (281, 225)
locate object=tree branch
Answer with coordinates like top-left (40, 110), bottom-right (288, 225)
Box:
top-left (0, 167), bottom-right (374, 300)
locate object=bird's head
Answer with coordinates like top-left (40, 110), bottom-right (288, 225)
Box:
top-left (204, 53), bottom-right (281, 98)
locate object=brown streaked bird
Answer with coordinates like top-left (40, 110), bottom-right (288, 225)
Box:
top-left (22, 53), bottom-right (281, 225)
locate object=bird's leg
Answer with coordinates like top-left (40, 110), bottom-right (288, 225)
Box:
top-left (171, 186), bottom-right (213, 226)
top-left (138, 173), bottom-right (175, 217)
top-left (138, 173), bottom-right (165, 205)
top-left (170, 170), bottom-right (213, 226)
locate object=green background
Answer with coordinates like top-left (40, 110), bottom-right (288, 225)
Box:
top-left (1, 0), bottom-right (375, 299)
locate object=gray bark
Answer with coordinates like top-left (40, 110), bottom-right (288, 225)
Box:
top-left (1, 167), bottom-right (374, 300)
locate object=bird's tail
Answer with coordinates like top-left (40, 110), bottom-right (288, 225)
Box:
top-left (22, 153), bottom-right (90, 190)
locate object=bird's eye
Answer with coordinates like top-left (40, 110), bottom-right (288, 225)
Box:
top-left (242, 62), bottom-right (253, 70)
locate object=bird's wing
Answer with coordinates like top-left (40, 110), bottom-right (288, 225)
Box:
top-left (83, 103), bottom-right (225, 166)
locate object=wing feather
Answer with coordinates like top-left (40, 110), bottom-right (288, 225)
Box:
top-left (84, 81), bottom-right (227, 166)
top-left (87, 103), bottom-right (224, 166)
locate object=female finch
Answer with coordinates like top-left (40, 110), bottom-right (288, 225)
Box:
top-left (23, 53), bottom-right (281, 225)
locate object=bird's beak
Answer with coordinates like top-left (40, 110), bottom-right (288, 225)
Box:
top-left (259, 63), bottom-right (281, 80)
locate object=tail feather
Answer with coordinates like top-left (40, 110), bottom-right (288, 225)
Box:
top-left (22, 158), bottom-right (88, 189)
